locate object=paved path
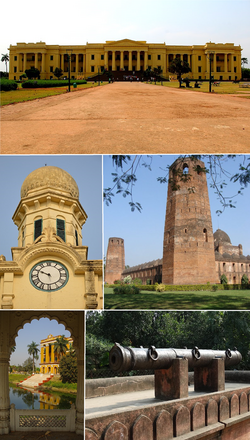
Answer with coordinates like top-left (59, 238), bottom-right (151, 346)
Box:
top-left (1, 82), bottom-right (250, 154)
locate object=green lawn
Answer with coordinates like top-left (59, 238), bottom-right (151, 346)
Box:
top-left (148, 80), bottom-right (250, 96)
top-left (0, 82), bottom-right (108, 106)
top-left (104, 288), bottom-right (250, 310)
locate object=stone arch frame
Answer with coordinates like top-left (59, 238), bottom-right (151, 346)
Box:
top-left (0, 311), bottom-right (84, 435)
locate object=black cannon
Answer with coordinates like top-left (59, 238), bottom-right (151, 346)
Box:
top-left (109, 343), bottom-right (242, 400)
top-left (109, 343), bottom-right (242, 373)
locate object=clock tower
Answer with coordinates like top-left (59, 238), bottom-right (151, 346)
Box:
top-left (0, 166), bottom-right (103, 309)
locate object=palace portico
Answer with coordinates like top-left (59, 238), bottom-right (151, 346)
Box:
top-left (8, 39), bottom-right (242, 81)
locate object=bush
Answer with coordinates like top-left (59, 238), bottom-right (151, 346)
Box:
top-left (113, 279), bottom-right (122, 284)
top-left (241, 274), bottom-right (249, 285)
top-left (113, 285), bottom-right (140, 295)
top-left (22, 79), bottom-right (87, 88)
top-left (1, 79), bottom-right (18, 91)
top-left (123, 275), bottom-right (132, 284)
top-left (221, 274), bottom-right (228, 285)
top-left (155, 283), bottom-right (166, 292)
top-left (59, 354), bottom-right (77, 383)
top-left (212, 284), bottom-right (218, 292)
top-left (133, 278), bottom-right (142, 285)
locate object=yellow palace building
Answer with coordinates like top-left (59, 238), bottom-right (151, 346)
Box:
top-left (8, 39), bottom-right (242, 81)
top-left (40, 334), bottom-right (73, 375)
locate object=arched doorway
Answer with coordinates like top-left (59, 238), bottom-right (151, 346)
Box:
top-left (0, 311), bottom-right (84, 435)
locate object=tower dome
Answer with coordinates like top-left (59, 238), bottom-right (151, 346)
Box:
top-left (21, 166), bottom-right (79, 199)
top-left (213, 229), bottom-right (231, 244)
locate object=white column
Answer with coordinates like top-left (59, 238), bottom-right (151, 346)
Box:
top-left (0, 315), bottom-right (11, 434)
top-left (75, 313), bottom-right (84, 435)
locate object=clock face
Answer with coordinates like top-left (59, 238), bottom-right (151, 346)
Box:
top-left (30, 261), bottom-right (69, 291)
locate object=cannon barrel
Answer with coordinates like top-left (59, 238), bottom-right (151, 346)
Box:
top-left (109, 343), bottom-right (242, 373)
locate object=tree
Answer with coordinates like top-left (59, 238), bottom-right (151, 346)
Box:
top-left (168, 57), bottom-right (191, 88)
top-left (221, 274), bottom-right (228, 284)
top-left (242, 68), bottom-right (250, 80)
top-left (53, 67), bottom-right (63, 80)
top-left (25, 67), bottom-right (40, 79)
top-left (23, 356), bottom-right (34, 374)
top-left (104, 155), bottom-right (250, 214)
top-left (241, 57), bottom-right (248, 68)
top-left (59, 352), bottom-right (77, 383)
top-left (241, 274), bottom-right (249, 285)
top-left (27, 342), bottom-right (39, 373)
top-left (1, 53), bottom-right (9, 73)
top-left (53, 335), bottom-right (68, 360)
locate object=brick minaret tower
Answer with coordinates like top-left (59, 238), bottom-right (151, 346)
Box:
top-left (162, 157), bottom-right (217, 285)
top-left (105, 237), bottom-right (125, 284)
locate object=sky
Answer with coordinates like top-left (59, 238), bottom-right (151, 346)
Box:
top-left (104, 155), bottom-right (250, 267)
top-left (1, 0), bottom-right (249, 72)
top-left (0, 155), bottom-right (102, 260)
top-left (10, 318), bottom-right (71, 366)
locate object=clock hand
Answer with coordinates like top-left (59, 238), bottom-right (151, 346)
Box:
top-left (40, 270), bottom-right (51, 277)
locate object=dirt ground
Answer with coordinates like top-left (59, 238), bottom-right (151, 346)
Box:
top-left (1, 82), bottom-right (250, 154)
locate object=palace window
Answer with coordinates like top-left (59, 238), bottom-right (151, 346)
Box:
top-left (75, 229), bottom-right (79, 246)
top-left (91, 66), bottom-right (95, 72)
top-left (50, 66), bottom-right (53, 72)
top-left (198, 66), bottom-right (201, 72)
top-left (14, 56), bottom-right (17, 61)
top-left (34, 219), bottom-right (43, 240)
top-left (198, 56), bottom-right (201, 61)
top-left (158, 55), bottom-right (161, 60)
top-left (234, 67), bottom-right (237, 72)
top-left (101, 55), bottom-right (104, 60)
top-left (91, 54), bottom-right (95, 60)
top-left (14, 66), bottom-right (17, 72)
top-left (56, 219), bottom-right (66, 242)
top-left (50, 55), bottom-right (53, 61)
top-left (217, 67), bottom-right (221, 72)
top-left (234, 56), bottom-right (236, 61)
top-left (148, 55), bottom-right (151, 60)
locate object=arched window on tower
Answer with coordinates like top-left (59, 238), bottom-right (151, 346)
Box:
top-left (56, 218), bottom-right (66, 242)
top-left (203, 228), bottom-right (208, 242)
top-left (183, 163), bottom-right (189, 174)
top-left (75, 229), bottom-right (79, 246)
top-left (34, 218), bottom-right (43, 240)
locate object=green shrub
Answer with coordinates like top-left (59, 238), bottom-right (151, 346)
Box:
top-left (133, 278), bottom-right (142, 285)
top-left (22, 79), bottom-right (87, 88)
top-left (212, 284), bottom-right (218, 292)
top-left (221, 274), bottom-right (228, 284)
top-left (1, 79), bottom-right (18, 91)
top-left (146, 279), bottom-right (151, 285)
top-left (123, 275), bottom-right (132, 284)
top-left (241, 274), bottom-right (249, 285)
top-left (113, 285), bottom-right (140, 295)
top-left (113, 279), bottom-right (122, 284)
top-left (155, 283), bottom-right (166, 292)
top-left (59, 353), bottom-right (77, 383)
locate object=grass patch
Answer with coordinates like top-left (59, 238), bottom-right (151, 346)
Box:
top-left (149, 80), bottom-right (250, 96)
top-left (104, 288), bottom-right (250, 310)
top-left (40, 376), bottom-right (77, 394)
top-left (0, 82), bottom-right (108, 106)
top-left (9, 373), bottom-right (29, 384)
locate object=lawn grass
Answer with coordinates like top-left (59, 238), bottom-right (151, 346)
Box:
top-left (0, 82), bottom-right (108, 106)
top-left (104, 288), bottom-right (250, 310)
top-left (149, 80), bottom-right (250, 96)
top-left (40, 375), bottom-right (77, 394)
top-left (9, 373), bottom-right (29, 384)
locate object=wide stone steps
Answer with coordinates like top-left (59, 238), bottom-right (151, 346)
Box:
top-left (18, 373), bottom-right (52, 389)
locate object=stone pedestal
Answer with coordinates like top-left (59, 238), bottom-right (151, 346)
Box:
top-left (194, 358), bottom-right (225, 392)
top-left (155, 358), bottom-right (188, 400)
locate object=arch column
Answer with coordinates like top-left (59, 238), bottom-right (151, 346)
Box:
top-left (75, 313), bottom-right (84, 435)
top-left (42, 53), bottom-right (46, 73)
top-left (224, 53), bottom-right (228, 73)
top-left (104, 51), bottom-right (108, 69)
top-left (35, 53), bottom-right (38, 69)
top-left (231, 53), bottom-right (234, 73)
top-left (0, 314), bottom-right (11, 434)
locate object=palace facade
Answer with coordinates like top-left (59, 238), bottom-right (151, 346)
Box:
top-left (40, 334), bottom-right (73, 375)
top-left (8, 39), bottom-right (242, 81)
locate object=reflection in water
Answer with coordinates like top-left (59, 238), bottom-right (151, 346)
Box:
top-left (9, 384), bottom-right (76, 410)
